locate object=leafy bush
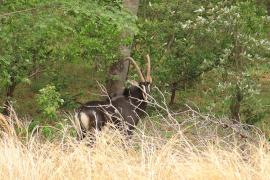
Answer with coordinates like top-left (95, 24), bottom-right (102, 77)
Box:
top-left (36, 85), bottom-right (64, 119)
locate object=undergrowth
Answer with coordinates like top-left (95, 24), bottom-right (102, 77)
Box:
top-left (0, 99), bottom-right (269, 180)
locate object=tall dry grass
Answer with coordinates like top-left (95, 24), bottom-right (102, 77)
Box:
top-left (0, 101), bottom-right (270, 179)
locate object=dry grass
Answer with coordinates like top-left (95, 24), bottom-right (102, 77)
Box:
top-left (0, 108), bottom-right (270, 180)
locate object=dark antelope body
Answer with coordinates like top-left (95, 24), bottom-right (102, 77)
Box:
top-left (75, 56), bottom-right (152, 138)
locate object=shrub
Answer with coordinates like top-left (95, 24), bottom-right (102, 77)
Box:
top-left (36, 85), bottom-right (64, 119)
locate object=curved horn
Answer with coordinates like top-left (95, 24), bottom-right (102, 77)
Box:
top-left (126, 57), bottom-right (145, 82)
top-left (145, 54), bottom-right (152, 83)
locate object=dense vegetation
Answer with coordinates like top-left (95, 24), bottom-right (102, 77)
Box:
top-left (0, 0), bottom-right (270, 138)
top-left (0, 1), bottom-right (270, 179)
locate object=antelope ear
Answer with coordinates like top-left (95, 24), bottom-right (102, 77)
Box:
top-left (127, 80), bottom-right (139, 87)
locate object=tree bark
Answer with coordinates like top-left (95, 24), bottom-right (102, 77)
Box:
top-left (227, 32), bottom-right (244, 124)
top-left (2, 76), bottom-right (17, 116)
top-left (230, 85), bottom-right (243, 124)
top-left (106, 0), bottom-right (140, 96)
top-left (169, 82), bottom-right (178, 105)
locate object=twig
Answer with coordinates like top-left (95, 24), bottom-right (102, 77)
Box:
top-left (28, 69), bottom-right (45, 79)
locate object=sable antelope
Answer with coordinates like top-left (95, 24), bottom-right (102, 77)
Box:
top-left (75, 55), bottom-right (152, 139)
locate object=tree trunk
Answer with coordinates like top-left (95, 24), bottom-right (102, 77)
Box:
top-left (230, 85), bottom-right (243, 124)
top-left (3, 76), bottom-right (17, 116)
top-left (106, 0), bottom-right (140, 96)
top-left (169, 82), bottom-right (177, 105)
top-left (2, 77), bottom-right (17, 116)
top-left (267, 2), bottom-right (270, 15)
top-left (228, 33), bottom-right (244, 124)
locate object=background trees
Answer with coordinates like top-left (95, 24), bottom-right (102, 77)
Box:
top-left (0, 0), bottom-right (134, 114)
top-left (135, 0), bottom-right (270, 123)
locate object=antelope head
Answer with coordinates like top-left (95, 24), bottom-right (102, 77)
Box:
top-left (125, 55), bottom-right (152, 101)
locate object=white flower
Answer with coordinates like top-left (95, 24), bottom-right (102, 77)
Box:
top-left (180, 20), bottom-right (192, 29)
top-left (196, 16), bottom-right (207, 24)
top-left (194, 6), bottom-right (205, 13)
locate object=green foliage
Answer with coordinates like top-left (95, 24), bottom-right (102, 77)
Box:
top-left (36, 85), bottom-right (64, 119)
top-left (0, 0), bottom-right (136, 97)
top-left (198, 1), bottom-right (270, 123)
top-left (41, 126), bottom-right (55, 140)
top-left (136, 0), bottom-right (270, 123)
top-left (136, 0), bottom-right (213, 89)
